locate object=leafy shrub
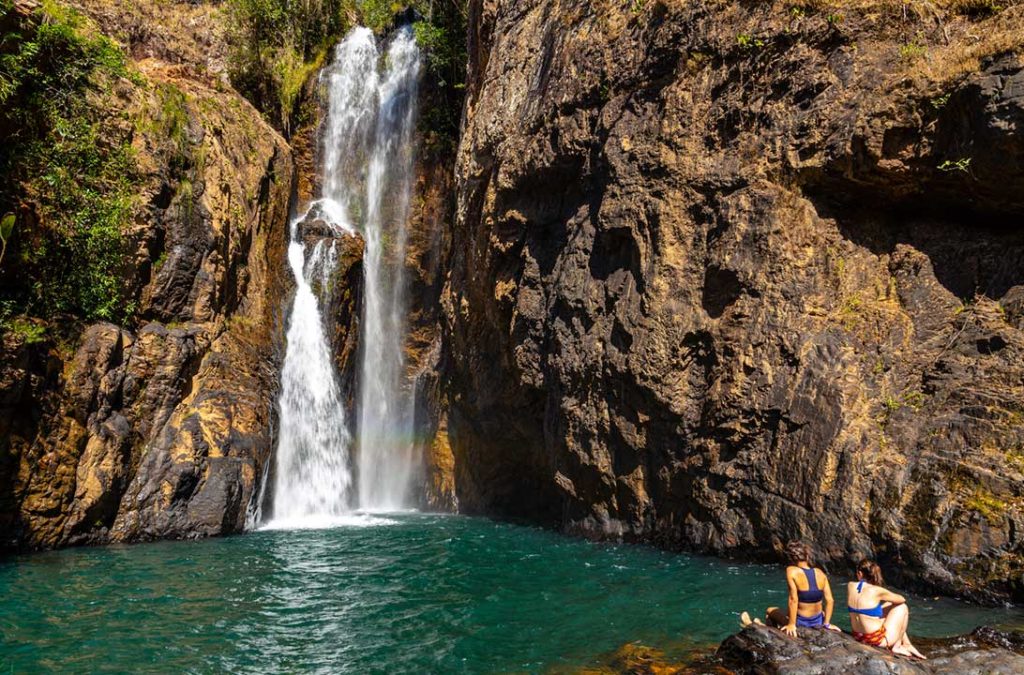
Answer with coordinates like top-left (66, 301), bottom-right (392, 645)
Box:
top-left (0, 0), bottom-right (141, 324)
top-left (355, 0), bottom-right (406, 32)
top-left (410, 1), bottom-right (468, 153)
top-left (1, 315), bottom-right (46, 344)
top-left (224, 0), bottom-right (346, 135)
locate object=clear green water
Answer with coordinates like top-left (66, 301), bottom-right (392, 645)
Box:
top-left (1, 513), bottom-right (1020, 673)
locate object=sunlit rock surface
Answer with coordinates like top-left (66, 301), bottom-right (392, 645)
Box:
top-left (0, 0), bottom-right (293, 548)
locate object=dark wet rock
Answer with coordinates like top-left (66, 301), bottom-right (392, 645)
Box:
top-left (716, 624), bottom-right (1024, 674)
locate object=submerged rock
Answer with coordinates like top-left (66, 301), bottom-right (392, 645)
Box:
top-left (716, 624), bottom-right (1024, 674)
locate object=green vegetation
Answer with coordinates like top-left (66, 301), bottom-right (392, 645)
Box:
top-left (1006, 447), bottom-right (1024, 474)
top-left (902, 390), bottom-right (926, 410)
top-left (0, 0), bottom-right (141, 325)
top-left (0, 212), bottom-right (14, 267)
top-left (878, 389), bottom-right (927, 427)
top-left (224, 0), bottom-right (346, 135)
top-left (899, 39), bottom-right (927, 61)
top-left (153, 250), bottom-right (168, 274)
top-left (964, 487), bottom-right (1007, 525)
top-left (142, 82), bottom-right (191, 172)
top-left (882, 395), bottom-right (901, 414)
top-left (225, 0), bottom-right (468, 150)
top-left (355, 0), bottom-right (402, 32)
top-left (737, 33), bottom-right (766, 50)
top-left (838, 293), bottom-right (863, 330)
top-left (2, 315), bottom-right (46, 344)
top-left (938, 156), bottom-right (972, 172)
top-left (410, 2), bottom-right (468, 153)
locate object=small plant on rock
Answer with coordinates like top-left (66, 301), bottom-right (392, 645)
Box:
top-left (737, 33), bottom-right (766, 50)
top-left (938, 157), bottom-right (972, 173)
top-left (902, 390), bottom-right (926, 410)
top-left (899, 40), bottom-right (926, 61)
top-left (1, 315), bottom-right (46, 344)
top-left (0, 213), bottom-right (14, 268)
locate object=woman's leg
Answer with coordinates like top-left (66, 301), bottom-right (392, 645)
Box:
top-left (899, 633), bottom-right (927, 660)
top-left (740, 611), bottom-right (766, 627)
top-left (765, 607), bottom-right (788, 628)
top-left (882, 605), bottom-right (913, 657)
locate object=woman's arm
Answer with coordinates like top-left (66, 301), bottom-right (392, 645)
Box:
top-left (782, 571), bottom-right (799, 636)
top-left (879, 587), bottom-right (906, 605)
top-left (822, 574), bottom-right (840, 630)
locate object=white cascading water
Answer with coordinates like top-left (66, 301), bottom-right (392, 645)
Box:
top-left (268, 235), bottom-right (353, 528)
top-left (263, 26), bottom-right (421, 527)
top-left (357, 28), bottom-right (421, 511)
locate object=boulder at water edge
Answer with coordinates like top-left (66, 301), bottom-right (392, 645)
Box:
top-left (717, 623), bottom-right (1024, 674)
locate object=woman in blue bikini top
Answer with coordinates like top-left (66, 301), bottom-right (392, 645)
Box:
top-left (742, 540), bottom-right (841, 636)
top-left (847, 559), bottom-right (927, 660)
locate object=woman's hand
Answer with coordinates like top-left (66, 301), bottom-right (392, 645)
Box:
top-left (782, 624), bottom-right (798, 637)
top-left (825, 623), bottom-right (842, 632)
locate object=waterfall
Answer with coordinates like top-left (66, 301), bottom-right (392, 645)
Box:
top-left (357, 28), bottom-right (421, 511)
top-left (269, 236), bottom-right (353, 526)
top-left (263, 26), bottom-right (421, 526)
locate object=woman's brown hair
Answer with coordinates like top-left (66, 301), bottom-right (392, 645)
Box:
top-left (857, 559), bottom-right (884, 586)
top-left (785, 540), bottom-right (812, 565)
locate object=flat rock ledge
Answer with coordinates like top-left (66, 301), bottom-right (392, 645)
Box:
top-left (716, 624), bottom-right (1024, 674)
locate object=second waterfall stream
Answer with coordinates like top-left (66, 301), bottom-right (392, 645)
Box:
top-left (263, 25), bottom-right (422, 527)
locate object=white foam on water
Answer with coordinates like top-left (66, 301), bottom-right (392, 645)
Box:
top-left (259, 513), bottom-right (399, 531)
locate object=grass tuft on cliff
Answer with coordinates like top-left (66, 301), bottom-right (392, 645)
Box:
top-left (0, 0), bottom-right (142, 327)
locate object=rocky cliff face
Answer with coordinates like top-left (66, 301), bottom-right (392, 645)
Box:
top-left (0, 0), bottom-right (293, 549)
top-left (443, 0), bottom-right (1024, 602)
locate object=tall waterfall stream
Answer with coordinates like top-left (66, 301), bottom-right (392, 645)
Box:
top-left (264, 26), bottom-right (421, 527)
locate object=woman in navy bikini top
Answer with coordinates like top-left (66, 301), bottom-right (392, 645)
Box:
top-left (752, 541), bottom-right (840, 637)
